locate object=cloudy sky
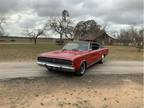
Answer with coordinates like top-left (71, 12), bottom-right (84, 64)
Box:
top-left (0, 0), bottom-right (143, 37)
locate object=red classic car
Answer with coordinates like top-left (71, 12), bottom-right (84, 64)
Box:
top-left (37, 41), bottom-right (108, 76)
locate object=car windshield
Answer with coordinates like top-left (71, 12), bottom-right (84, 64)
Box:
top-left (63, 42), bottom-right (89, 51)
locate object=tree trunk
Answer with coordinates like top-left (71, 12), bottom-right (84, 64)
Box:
top-left (34, 38), bottom-right (37, 45)
top-left (138, 47), bottom-right (141, 52)
top-left (57, 33), bottom-right (64, 45)
top-left (59, 33), bottom-right (63, 43)
top-left (60, 33), bottom-right (62, 41)
top-left (137, 41), bottom-right (143, 52)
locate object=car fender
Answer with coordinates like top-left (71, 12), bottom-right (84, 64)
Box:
top-left (73, 56), bottom-right (87, 71)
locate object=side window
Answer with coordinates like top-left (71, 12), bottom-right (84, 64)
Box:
top-left (91, 43), bottom-right (100, 50)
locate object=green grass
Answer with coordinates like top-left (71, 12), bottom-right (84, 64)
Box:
top-left (0, 43), bottom-right (143, 61)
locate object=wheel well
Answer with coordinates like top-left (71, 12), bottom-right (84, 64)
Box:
top-left (83, 61), bottom-right (87, 68)
top-left (80, 60), bottom-right (87, 68)
top-left (103, 54), bottom-right (106, 57)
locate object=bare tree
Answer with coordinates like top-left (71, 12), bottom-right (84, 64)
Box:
top-left (118, 29), bottom-right (132, 45)
top-left (118, 26), bottom-right (144, 52)
top-left (134, 28), bottom-right (144, 52)
top-left (23, 28), bottom-right (33, 41)
top-left (47, 17), bottom-right (74, 41)
top-left (23, 25), bottom-right (46, 45)
top-left (0, 16), bottom-right (6, 36)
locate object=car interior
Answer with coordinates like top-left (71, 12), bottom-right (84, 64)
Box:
top-left (91, 43), bottom-right (101, 50)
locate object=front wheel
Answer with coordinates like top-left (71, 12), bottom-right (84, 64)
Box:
top-left (76, 62), bottom-right (86, 76)
top-left (46, 66), bottom-right (53, 72)
top-left (99, 55), bottom-right (105, 64)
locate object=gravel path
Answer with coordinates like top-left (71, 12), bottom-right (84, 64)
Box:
top-left (0, 61), bottom-right (143, 80)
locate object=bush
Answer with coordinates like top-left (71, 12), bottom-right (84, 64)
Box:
top-left (10, 39), bottom-right (15, 42)
top-left (55, 39), bottom-right (64, 45)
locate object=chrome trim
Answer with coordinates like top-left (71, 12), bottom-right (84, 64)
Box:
top-left (37, 61), bottom-right (75, 72)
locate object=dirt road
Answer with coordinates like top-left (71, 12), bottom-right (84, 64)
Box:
top-left (0, 61), bottom-right (143, 108)
top-left (0, 61), bottom-right (143, 80)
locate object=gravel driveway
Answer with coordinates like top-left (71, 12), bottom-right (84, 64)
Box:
top-left (0, 61), bottom-right (143, 80)
top-left (0, 61), bottom-right (143, 108)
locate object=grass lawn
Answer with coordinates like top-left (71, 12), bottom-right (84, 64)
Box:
top-left (0, 43), bottom-right (143, 61)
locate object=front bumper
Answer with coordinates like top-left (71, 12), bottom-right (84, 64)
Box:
top-left (37, 61), bottom-right (75, 72)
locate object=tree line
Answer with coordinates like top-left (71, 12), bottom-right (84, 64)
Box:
top-left (0, 15), bottom-right (143, 52)
top-left (117, 27), bottom-right (143, 52)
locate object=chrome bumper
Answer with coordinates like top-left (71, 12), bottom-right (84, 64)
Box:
top-left (37, 61), bottom-right (75, 72)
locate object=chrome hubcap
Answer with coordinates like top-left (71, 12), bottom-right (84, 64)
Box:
top-left (80, 63), bottom-right (85, 74)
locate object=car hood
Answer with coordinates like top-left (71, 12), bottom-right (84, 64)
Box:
top-left (39, 50), bottom-right (88, 60)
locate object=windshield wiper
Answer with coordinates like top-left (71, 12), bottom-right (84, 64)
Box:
top-left (62, 49), bottom-right (79, 51)
top-left (71, 49), bottom-right (79, 51)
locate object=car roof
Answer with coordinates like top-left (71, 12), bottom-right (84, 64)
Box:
top-left (73, 40), bottom-right (100, 45)
top-left (73, 40), bottom-right (89, 43)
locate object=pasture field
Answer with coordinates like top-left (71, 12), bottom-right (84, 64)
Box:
top-left (0, 43), bottom-right (143, 61)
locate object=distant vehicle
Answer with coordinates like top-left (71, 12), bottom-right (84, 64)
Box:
top-left (37, 41), bottom-right (108, 76)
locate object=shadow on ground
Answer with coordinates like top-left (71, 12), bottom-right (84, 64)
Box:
top-left (1, 72), bottom-right (143, 88)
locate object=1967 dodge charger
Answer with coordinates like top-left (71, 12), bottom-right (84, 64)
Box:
top-left (37, 41), bottom-right (108, 76)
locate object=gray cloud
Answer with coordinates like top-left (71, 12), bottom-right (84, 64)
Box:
top-left (0, 0), bottom-right (19, 13)
top-left (30, 0), bottom-right (143, 25)
top-left (0, 0), bottom-right (143, 25)
top-left (0, 0), bottom-right (143, 36)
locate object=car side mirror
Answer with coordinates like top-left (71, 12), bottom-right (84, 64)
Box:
top-left (89, 49), bottom-right (92, 51)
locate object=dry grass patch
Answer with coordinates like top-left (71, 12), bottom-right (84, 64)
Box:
top-left (0, 43), bottom-right (143, 61)
top-left (0, 43), bottom-right (63, 61)
top-left (107, 45), bottom-right (143, 61)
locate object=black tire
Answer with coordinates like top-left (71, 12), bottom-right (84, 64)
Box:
top-left (76, 62), bottom-right (86, 76)
top-left (48, 68), bottom-right (53, 71)
top-left (46, 66), bottom-right (53, 72)
top-left (99, 55), bottom-right (105, 64)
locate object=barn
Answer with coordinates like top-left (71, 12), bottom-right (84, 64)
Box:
top-left (74, 31), bottom-right (116, 45)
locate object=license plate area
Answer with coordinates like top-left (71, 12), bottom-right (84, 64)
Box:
top-left (48, 66), bottom-right (61, 70)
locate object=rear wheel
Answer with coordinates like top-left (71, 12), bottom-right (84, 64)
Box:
top-left (76, 62), bottom-right (86, 76)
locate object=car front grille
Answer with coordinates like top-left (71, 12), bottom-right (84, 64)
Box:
top-left (37, 57), bottom-right (72, 66)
